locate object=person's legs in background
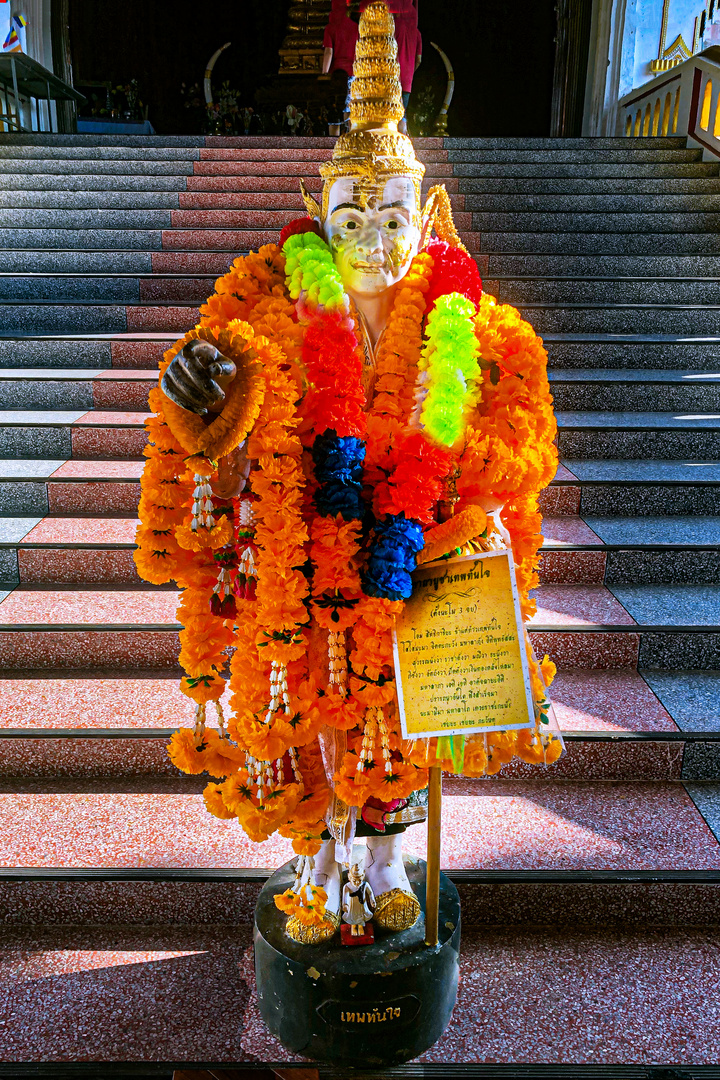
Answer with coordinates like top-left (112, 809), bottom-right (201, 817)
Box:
top-left (400, 90), bottom-right (410, 134)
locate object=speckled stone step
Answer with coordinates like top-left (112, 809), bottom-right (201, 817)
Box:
top-left (0, 337), bottom-right (172, 371)
top-left (549, 370), bottom-right (720, 411)
top-left (0, 274), bottom-right (211, 305)
top-left (0, 302), bottom-right (199, 335)
top-left (474, 210), bottom-right (720, 234)
top-left (0, 369), bottom-right (154, 410)
top-left (455, 161), bottom-right (720, 178)
top-left (500, 278), bottom-right (720, 306)
top-left (0, 459), bottom-right (143, 515)
top-left (488, 253), bottom-right (720, 276)
top-left (3, 921), bottom-right (720, 1067)
top-left (559, 459), bottom-right (720, 516)
top-left (521, 304), bottom-right (720, 335)
top-left (557, 412), bottom-right (720, 459)
top-left (0, 411), bottom-right (149, 459)
top-left (2, 666), bottom-right (718, 781)
top-left (480, 231), bottom-right (720, 254)
top-left (461, 176), bottom-right (720, 194)
top-left (468, 193), bottom-right (720, 213)
top-left (544, 336), bottom-right (720, 371)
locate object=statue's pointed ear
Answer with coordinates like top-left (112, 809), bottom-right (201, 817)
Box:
top-left (420, 188), bottom-right (440, 249)
top-left (300, 179), bottom-right (322, 222)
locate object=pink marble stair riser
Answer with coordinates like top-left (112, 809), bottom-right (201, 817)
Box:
top-left (0, 630), bottom-right (179, 670)
top-left (0, 732), bottom-right (685, 781)
top-left (539, 486), bottom-right (580, 516)
top-left (93, 373), bottom-right (155, 411)
top-left (539, 550), bottom-right (606, 584)
top-left (18, 549), bottom-right (139, 585)
top-left (0, 784), bottom-right (717, 870)
top-left (0, 629), bottom-right (641, 671)
top-left (161, 229), bottom-right (481, 252)
top-left (1, 881), bottom-right (718, 930)
top-left (124, 306), bottom-right (200, 332)
top-left (18, 550), bottom-right (601, 588)
top-left (48, 481), bottom-right (140, 514)
top-left (138, 278), bottom-right (214, 303)
top-left (2, 925), bottom-right (720, 1064)
top-left (111, 339), bottom-right (176, 369)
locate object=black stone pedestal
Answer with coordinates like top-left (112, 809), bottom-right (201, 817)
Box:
top-left (254, 854), bottom-right (460, 1068)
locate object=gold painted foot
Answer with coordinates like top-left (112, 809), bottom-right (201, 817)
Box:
top-left (373, 888), bottom-right (421, 932)
top-left (285, 912), bottom-right (340, 944)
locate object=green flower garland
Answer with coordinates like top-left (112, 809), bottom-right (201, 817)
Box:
top-left (419, 293), bottom-right (481, 447)
top-left (282, 232), bottom-right (348, 313)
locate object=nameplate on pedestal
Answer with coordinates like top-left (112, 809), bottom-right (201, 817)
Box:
top-left (393, 551), bottom-right (535, 739)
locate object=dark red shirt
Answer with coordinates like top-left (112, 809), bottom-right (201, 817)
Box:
top-left (324, 0), bottom-right (360, 76)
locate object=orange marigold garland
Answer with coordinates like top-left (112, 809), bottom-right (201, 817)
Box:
top-left (135, 236), bottom-right (563, 858)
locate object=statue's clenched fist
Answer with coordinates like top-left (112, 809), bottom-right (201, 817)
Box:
top-left (161, 340), bottom-right (237, 416)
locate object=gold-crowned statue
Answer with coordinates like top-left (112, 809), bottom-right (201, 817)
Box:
top-left (136, 1), bottom-right (561, 1064)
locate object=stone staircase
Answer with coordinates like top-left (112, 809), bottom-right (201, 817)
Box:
top-left (1, 133), bottom-right (720, 1075)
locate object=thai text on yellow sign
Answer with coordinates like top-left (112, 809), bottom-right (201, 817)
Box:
top-left (392, 551), bottom-right (535, 739)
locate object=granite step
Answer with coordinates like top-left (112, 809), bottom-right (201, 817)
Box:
top-left (453, 162), bottom-right (720, 178)
top-left (0, 227), bottom-right (481, 252)
top-left (0, 369), bottom-right (155, 410)
top-left (556, 412), bottom-right (720, 459)
top-left (558, 459), bottom-right (720, 516)
top-left (0, 302), bottom-right (199, 334)
top-left (3, 515), bottom-right (717, 590)
top-left (499, 278), bottom-right (720, 306)
top-left (474, 210), bottom-right (720, 234)
top-left (0, 144), bottom-right (448, 164)
top-left (0, 411), bottom-right (149, 459)
top-left (549, 370), bottom-right (720, 412)
top-left (8, 407), bottom-right (717, 464)
top-left (2, 666), bottom-right (718, 781)
top-left (0, 274), bottom-right (212, 305)
top-left (544, 336), bottom-right (720, 371)
top-left (0, 191), bottom-right (466, 214)
top-left (467, 193), bottom-right (720, 212)
top-left (460, 176), bottom-right (720, 194)
top-left (0, 190), bottom-right (184, 209)
top-left (481, 231), bottom-right (720, 254)
top-left (1, 580), bottom-right (718, 670)
top-left (0, 337), bottom-right (171, 371)
top-left (521, 304), bottom-right (720, 335)
top-left (0, 173), bottom-right (190, 191)
top-left (487, 253), bottom-right (720, 276)
top-left (0, 782), bottom-right (719, 931)
top-left (0, 459), bottom-right (143, 515)
top-left (1, 924), bottom-right (720, 1069)
top-left (445, 135), bottom-right (687, 147)
top-left (449, 149), bottom-right (702, 163)
top-left (0, 251), bottom-right (234, 274)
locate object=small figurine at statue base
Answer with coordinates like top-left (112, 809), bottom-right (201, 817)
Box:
top-left (254, 854), bottom-right (460, 1067)
top-left (341, 862), bottom-right (376, 945)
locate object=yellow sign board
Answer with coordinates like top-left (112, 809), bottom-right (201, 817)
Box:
top-left (393, 551), bottom-right (535, 739)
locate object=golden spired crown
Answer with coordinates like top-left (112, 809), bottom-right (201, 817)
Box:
top-left (306, 0), bottom-right (426, 220)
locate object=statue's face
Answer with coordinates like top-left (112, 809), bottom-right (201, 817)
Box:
top-left (323, 175), bottom-right (421, 299)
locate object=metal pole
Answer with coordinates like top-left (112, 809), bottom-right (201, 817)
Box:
top-left (10, 56), bottom-right (20, 132)
top-left (424, 764), bottom-right (442, 947)
top-left (46, 81), bottom-right (52, 132)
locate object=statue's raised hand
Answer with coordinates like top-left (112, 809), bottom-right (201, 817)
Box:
top-left (161, 340), bottom-right (236, 416)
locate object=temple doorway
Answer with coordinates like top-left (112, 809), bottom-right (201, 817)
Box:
top-left (68, 0), bottom-right (558, 137)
